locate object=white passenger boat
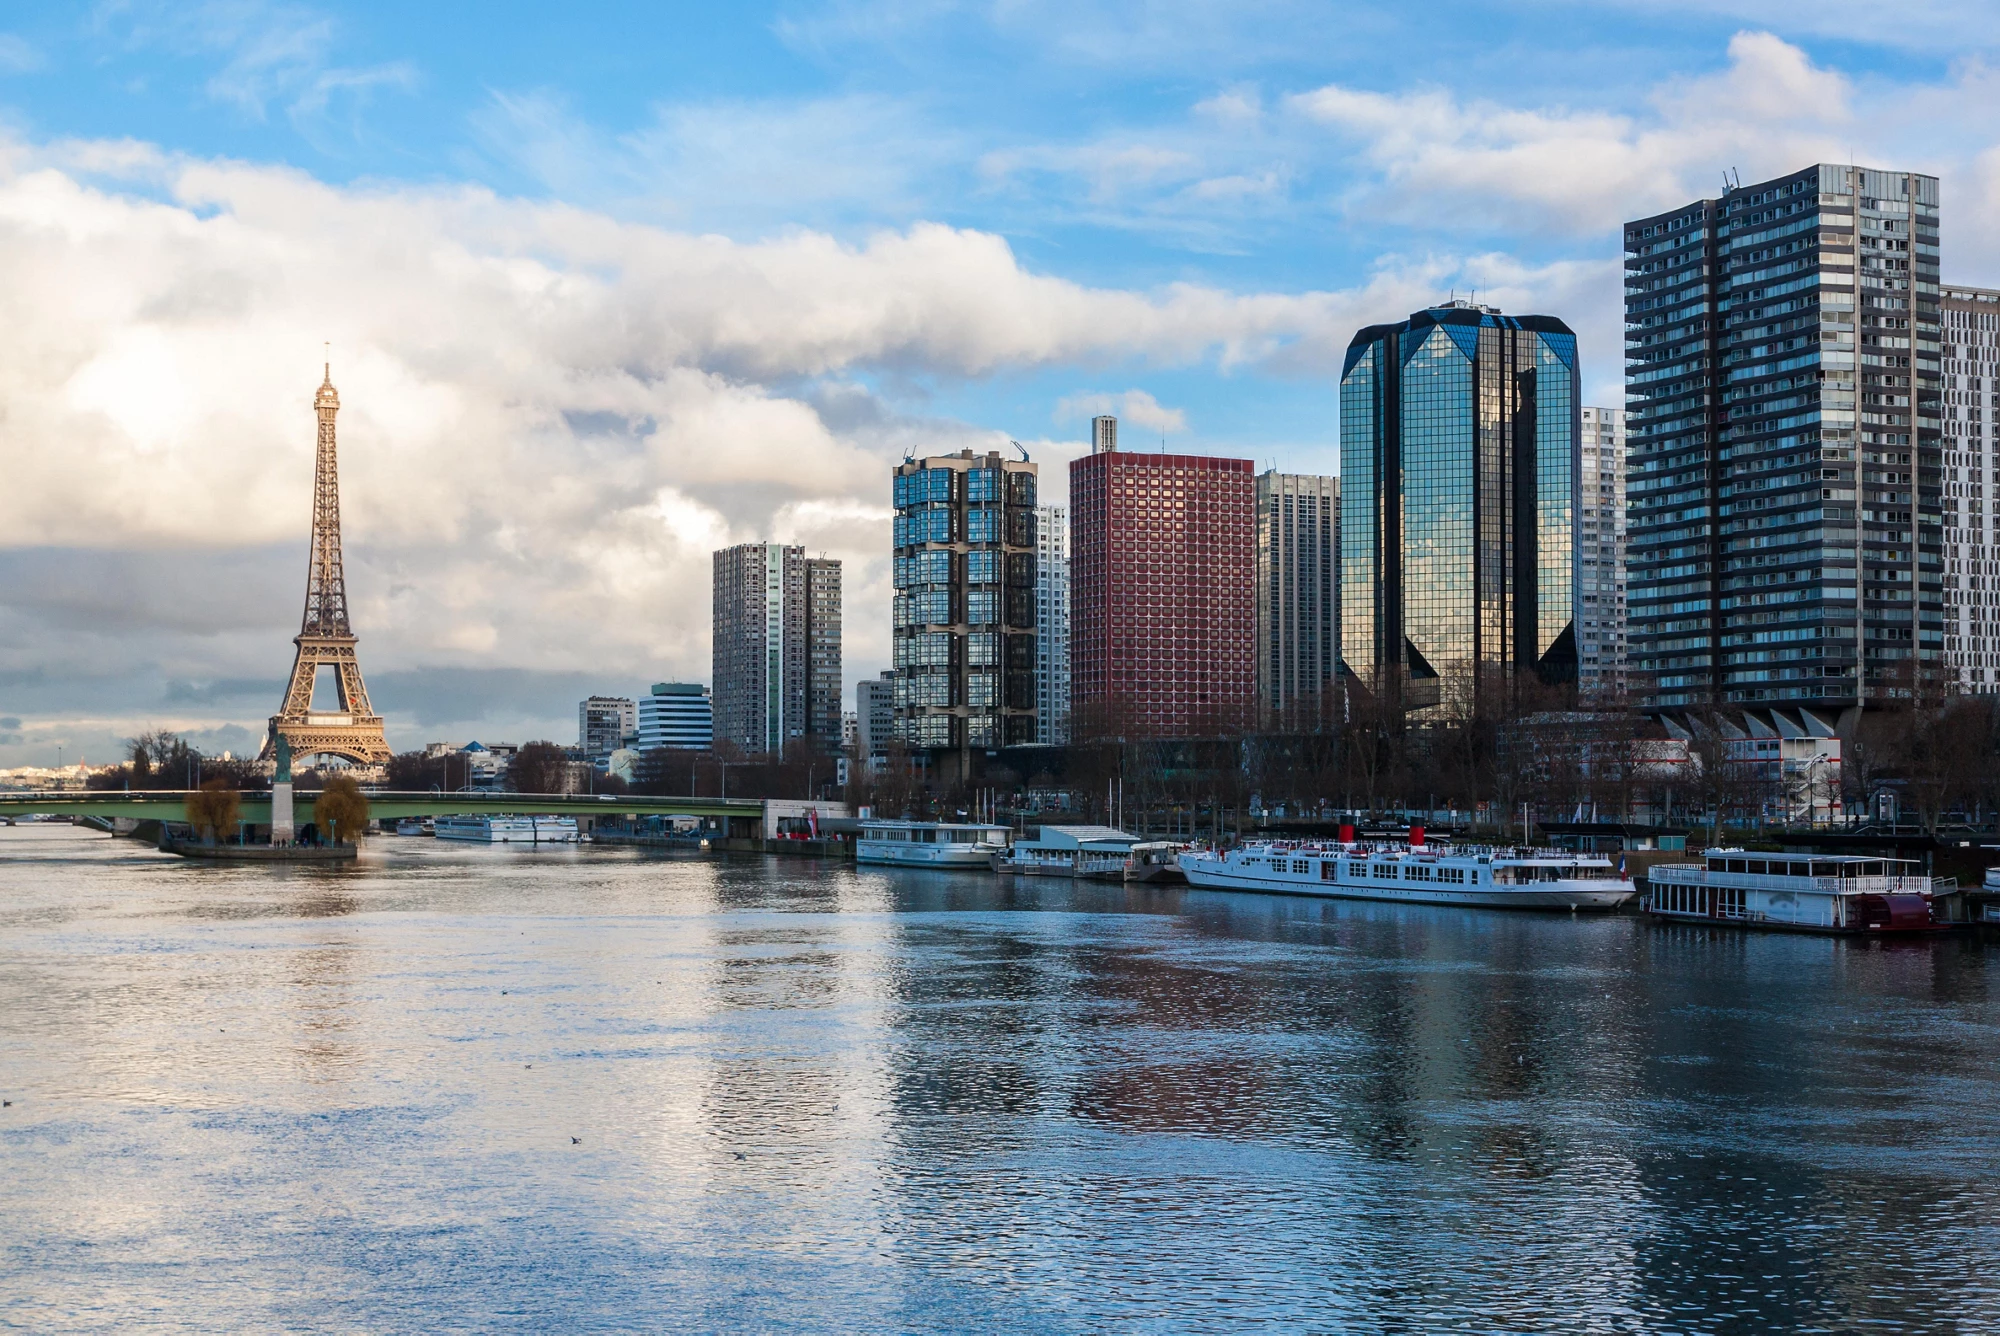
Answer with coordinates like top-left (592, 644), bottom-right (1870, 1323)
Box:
top-left (856, 820), bottom-right (1009, 869)
top-left (434, 815), bottom-right (580, 844)
top-left (1647, 848), bottom-right (1942, 934)
top-left (394, 818), bottom-right (429, 836)
top-left (1178, 836), bottom-right (1635, 910)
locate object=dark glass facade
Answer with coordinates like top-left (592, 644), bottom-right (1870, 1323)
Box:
top-left (1339, 303), bottom-right (1579, 718)
top-left (1626, 163), bottom-right (1942, 710)
top-left (890, 450), bottom-right (1039, 762)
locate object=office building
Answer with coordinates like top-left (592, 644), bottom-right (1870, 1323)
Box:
top-left (578, 695), bottom-right (637, 758)
top-left (1577, 407), bottom-right (1629, 698)
top-left (1625, 163), bottom-right (1942, 710)
top-left (1092, 415), bottom-right (1118, 454)
top-left (1944, 284), bottom-right (2000, 690)
top-left (1340, 302), bottom-right (1580, 718)
top-left (891, 449), bottom-right (1039, 767)
top-left (804, 556), bottom-right (843, 744)
top-left (636, 682), bottom-right (712, 751)
top-left (1035, 504), bottom-right (1071, 743)
top-left (855, 670), bottom-right (896, 770)
top-left (712, 544), bottom-right (842, 755)
top-left (1255, 471), bottom-right (1339, 727)
top-left (1071, 420), bottom-right (1255, 737)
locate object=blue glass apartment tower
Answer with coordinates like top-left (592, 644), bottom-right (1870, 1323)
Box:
top-left (890, 449), bottom-right (1039, 774)
top-left (1625, 164), bottom-right (1942, 712)
top-left (1339, 302), bottom-right (1580, 719)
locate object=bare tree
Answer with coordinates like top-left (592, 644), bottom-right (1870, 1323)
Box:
top-left (508, 741), bottom-right (571, 796)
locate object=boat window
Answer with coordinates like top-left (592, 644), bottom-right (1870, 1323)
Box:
top-left (1372, 864), bottom-right (1397, 880)
top-left (1726, 859), bottom-right (1748, 873)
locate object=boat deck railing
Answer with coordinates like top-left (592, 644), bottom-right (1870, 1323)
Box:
top-left (1648, 865), bottom-right (1934, 895)
top-left (1235, 841), bottom-right (1609, 863)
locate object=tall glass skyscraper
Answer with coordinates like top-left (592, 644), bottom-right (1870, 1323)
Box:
top-left (890, 449), bottom-right (1039, 771)
top-left (1339, 302), bottom-right (1579, 718)
top-left (1625, 163), bottom-right (1942, 711)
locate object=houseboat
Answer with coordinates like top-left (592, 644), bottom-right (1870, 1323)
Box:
top-left (1177, 832), bottom-right (1635, 910)
top-left (1646, 849), bottom-right (1943, 934)
top-left (434, 815), bottom-right (580, 844)
top-left (997, 825), bottom-right (1141, 880)
top-left (855, 820), bottom-right (1009, 869)
top-left (997, 825), bottom-right (1191, 882)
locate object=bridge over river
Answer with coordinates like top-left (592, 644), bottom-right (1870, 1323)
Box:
top-left (0, 790), bottom-right (769, 833)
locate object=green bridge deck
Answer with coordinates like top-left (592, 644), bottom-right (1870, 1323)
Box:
top-left (0, 791), bottom-right (763, 824)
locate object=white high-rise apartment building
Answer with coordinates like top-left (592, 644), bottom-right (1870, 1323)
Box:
top-left (854, 670), bottom-right (896, 770)
top-left (1944, 285), bottom-right (2000, 691)
top-left (1254, 471), bottom-right (1338, 726)
top-left (636, 683), bottom-right (713, 751)
top-left (1578, 406), bottom-right (1628, 698)
top-left (578, 695), bottom-right (637, 758)
top-left (712, 544), bottom-right (841, 756)
top-left (1034, 504), bottom-right (1070, 743)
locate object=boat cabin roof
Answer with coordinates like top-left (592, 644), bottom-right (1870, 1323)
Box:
top-left (1021, 825), bottom-right (1139, 851)
top-left (1702, 848), bottom-right (1915, 874)
top-left (859, 820), bottom-right (1007, 834)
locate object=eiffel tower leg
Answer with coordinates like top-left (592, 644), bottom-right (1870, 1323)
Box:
top-left (282, 649), bottom-right (319, 717)
top-left (336, 656), bottom-right (374, 717)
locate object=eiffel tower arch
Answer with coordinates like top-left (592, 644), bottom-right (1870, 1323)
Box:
top-left (261, 366), bottom-right (392, 767)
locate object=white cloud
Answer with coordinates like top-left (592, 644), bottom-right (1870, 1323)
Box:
top-left (0, 132), bottom-right (1467, 758)
top-left (1054, 388), bottom-right (1189, 434)
top-left (1288, 31), bottom-right (1862, 232)
top-left (91, 0), bottom-right (417, 128)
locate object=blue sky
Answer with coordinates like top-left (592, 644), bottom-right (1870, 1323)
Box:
top-left (2, 0), bottom-right (1998, 763)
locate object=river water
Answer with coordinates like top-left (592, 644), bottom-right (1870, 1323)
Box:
top-left (1, 824), bottom-right (1996, 1333)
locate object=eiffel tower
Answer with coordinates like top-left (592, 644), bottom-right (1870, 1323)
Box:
top-left (261, 366), bottom-right (392, 766)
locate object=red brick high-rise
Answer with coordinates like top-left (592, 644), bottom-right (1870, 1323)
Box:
top-left (1070, 434), bottom-right (1256, 739)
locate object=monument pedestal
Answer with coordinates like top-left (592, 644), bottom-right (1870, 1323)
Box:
top-left (271, 782), bottom-right (294, 844)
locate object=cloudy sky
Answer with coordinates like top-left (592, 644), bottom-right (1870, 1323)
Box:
top-left (3, 0), bottom-right (1999, 766)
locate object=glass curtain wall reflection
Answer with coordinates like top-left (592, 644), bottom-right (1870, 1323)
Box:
top-left (891, 449), bottom-right (1039, 776)
top-left (1340, 302), bottom-right (1580, 718)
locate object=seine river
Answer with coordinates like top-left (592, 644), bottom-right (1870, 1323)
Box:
top-left (2, 825), bottom-right (1997, 1333)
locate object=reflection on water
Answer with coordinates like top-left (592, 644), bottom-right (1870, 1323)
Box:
top-left (1, 824), bottom-right (1997, 1332)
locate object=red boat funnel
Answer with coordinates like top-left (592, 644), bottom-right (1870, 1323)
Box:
top-left (1409, 825), bottom-right (1425, 847)
top-left (1338, 824), bottom-right (1355, 844)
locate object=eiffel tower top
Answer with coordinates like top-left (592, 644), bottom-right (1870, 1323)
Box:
top-left (301, 363), bottom-right (351, 638)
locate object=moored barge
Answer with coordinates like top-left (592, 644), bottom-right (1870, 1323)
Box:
top-left (1645, 849), bottom-right (1946, 934)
